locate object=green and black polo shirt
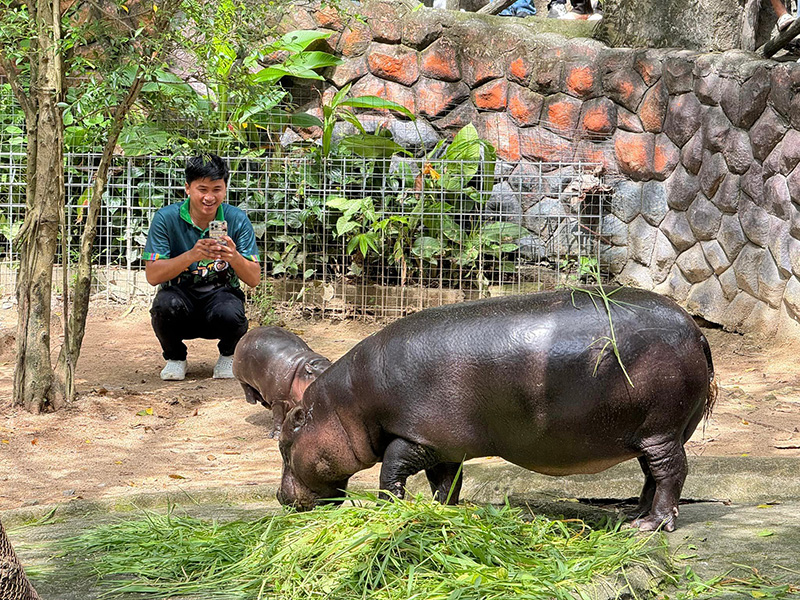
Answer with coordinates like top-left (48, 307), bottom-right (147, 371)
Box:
top-left (143, 200), bottom-right (260, 289)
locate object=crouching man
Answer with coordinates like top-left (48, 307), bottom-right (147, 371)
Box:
top-left (143, 154), bottom-right (261, 381)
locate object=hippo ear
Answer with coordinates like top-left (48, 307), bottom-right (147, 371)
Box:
top-left (286, 406), bottom-right (307, 432)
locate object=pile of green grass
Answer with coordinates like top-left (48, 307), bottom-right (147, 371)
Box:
top-left (61, 493), bottom-right (660, 599)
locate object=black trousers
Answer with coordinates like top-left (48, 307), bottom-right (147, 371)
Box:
top-left (150, 284), bottom-right (248, 361)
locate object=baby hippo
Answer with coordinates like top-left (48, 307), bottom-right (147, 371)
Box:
top-left (232, 327), bottom-right (331, 437)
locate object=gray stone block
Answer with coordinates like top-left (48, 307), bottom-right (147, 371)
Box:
top-left (695, 71), bottom-right (722, 106)
top-left (687, 193), bottom-right (723, 241)
top-left (487, 182), bottom-right (523, 225)
top-left (741, 164), bottom-right (764, 207)
top-left (676, 243), bottom-right (713, 284)
top-left (540, 166), bottom-right (577, 197)
top-left (494, 160), bottom-right (516, 179)
top-left (720, 291), bottom-right (758, 332)
top-left (739, 198), bottom-right (770, 247)
top-left (610, 180), bottom-right (642, 223)
top-left (661, 210), bottom-right (697, 252)
top-left (767, 216), bottom-right (792, 278)
top-left (600, 213), bottom-right (628, 246)
top-left (791, 205), bottom-right (800, 239)
top-left (663, 93), bottom-right (702, 148)
top-left (781, 129), bottom-right (800, 175)
top-left (717, 213), bottom-right (747, 262)
top-left (681, 132), bottom-right (704, 175)
top-left (686, 276), bottom-right (727, 324)
top-left (758, 248), bottom-right (788, 309)
top-left (654, 264), bottom-right (691, 303)
top-left (782, 277), bottom-right (800, 323)
top-left (628, 215), bottom-right (657, 265)
top-left (507, 162), bottom-right (543, 193)
top-left (651, 229), bottom-right (678, 284)
top-left (701, 239), bottom-right (731, 275)
top-left (617, 260), bottom-right (654, 289)
top-left (722, 128), bottom-right (753, 175)
top-left (711, 173), bottom-right (740, 214)
top-left (641, 180), bottom-right (669, 226)
top-left (389, 119), bottom-right (440, 150)
top-left (698, 151), bottom-right (728, 198)
top-left (518, 235), bottom-right (547, 261)
top-left (719, 77), bottom-right (741, 126)
top-left (790, 237), bottom-right (800, 278)
top-left (750, 107), bottom-right (789, 163)
top-left (718, 266), bottom-right (739, 301)
top-left (663, 56), bottom-right (693, 94)
top-left (732, 244), bottom-right (764, 297)
top-left (741, 300), bottom-right (779, 337)
top-left (702, 106), bottom-right (731, 153)
top-left (763, 141), bottom-right (783, 181)
top-left (665, 164), bottom-right (699, 211)
top-left (788, 162), bottom-right (800, 205)
top-left (764, 174), bottom-right (792, 220)
top-left (599, 244), bottom-right (627, 275)
top-left (739, 66), bottom-right (771, 130)
top-left (523, 197), bottom-right (565, 234)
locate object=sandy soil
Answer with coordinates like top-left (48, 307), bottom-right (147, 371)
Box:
top-left (0, 304), bottom-right (799, 511)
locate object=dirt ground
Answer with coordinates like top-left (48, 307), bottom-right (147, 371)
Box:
top-left (1, 304), bottom-right (799, 511)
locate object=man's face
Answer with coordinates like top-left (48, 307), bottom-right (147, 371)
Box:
top-left (185, 177), bottom-right (227, 222)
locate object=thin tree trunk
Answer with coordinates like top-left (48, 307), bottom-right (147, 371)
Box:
top-left (0, 519), bottom-right (40, 600)
top-left (13, 0), bottom-right (65, 413)
top-left (56, 75), bottom-right (145, 400)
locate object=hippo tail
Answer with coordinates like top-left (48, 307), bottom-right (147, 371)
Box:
top-left (701, 333), bottom-right (718, 421)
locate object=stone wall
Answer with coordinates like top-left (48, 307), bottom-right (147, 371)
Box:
top-left (280, 0), bottom-right (800, 338)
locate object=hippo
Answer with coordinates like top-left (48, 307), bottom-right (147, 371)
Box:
top-left (232, 326), bottom-right (331, 437)
top-left (276, 288), bottom-right (717, 531)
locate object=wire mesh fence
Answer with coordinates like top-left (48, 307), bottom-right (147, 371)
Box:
top-left (0, 150), bottom-right (609, 319)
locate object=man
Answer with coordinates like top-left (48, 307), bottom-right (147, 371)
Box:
top-left (143, 154), bottom-right (261, 381)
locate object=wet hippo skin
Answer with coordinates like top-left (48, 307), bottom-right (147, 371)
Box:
top-left (277, 288), bottom-right (716, 531)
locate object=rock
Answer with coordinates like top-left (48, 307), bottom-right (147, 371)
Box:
top-left (701, 239), bottom-right (731, 275)
top-left (738, 198), bottom-right (771, 247)
top-left (663, 93), bottom-right (702, 148)
top-left (717, 213), bottom-right (747, 262)
top-left (487, 182), bottom-right (523, 224)
top-left (758, 250), bottom-right (787, 309)
top-left (702, 106), bottom-right (731, 153)
top-left (720, 291), bottom-right (758, 332)
top-left (698, 151), bottom-right (728, 198)
top-left (710, 173), bottom-right (740, 214)
top-left (750, 107), bottom-right (789, 163)
top-left (523, 197), bottom-right (565, 234)
top-left (661, 210), bottom-right (697, 252)
top-left (599, 244), bottom-right (628, 274)
top-left (680, 131), bottom-right (704, 175)
top-left (732, 244), bottom-right (765, 297)
top-left (507, 162), bottom-right (544, 193)
top-left (687, 193), bottom-right (723, 241)
top-left (517, 235), bottom-right (547, 261)
top-left (653, 264), bottom-right (692, 303)
top-left (665, 164), bottom-right (700, 211)
top-left (609, 180), bottom-right (642, 223)
top-left (676, 243), bottom-right (713, 283)
top-left (651, 230), bottom-right (678, 284)
top-left (617, 260), bottom-right (654, 289)
top-left (628, 215), bottom-right (658, 265)
top-left (722, 128), bottom-right (754, 175)
top-left (783, 277), bottom-right (800, 323)
top-left (641, 180), bottom-right (669, 226)
top-left (686, 276), bottom-right (727, 324)
top-left (718, 266), bottom-right (739, 301)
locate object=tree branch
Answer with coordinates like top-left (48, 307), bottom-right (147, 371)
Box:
top-left (0, 54), bottom-right (35, 120)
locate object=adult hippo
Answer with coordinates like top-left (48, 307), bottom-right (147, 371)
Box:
top-left (277, 288), bottom-right (717, 531)
top-left (232, 326), bottom-right (331, 437)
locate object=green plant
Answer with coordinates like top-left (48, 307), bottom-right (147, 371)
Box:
top-left (249, 279), bottom-right (280, 326)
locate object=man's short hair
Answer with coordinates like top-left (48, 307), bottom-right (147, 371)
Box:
top-left (186, 153), bottom-right (229, 185)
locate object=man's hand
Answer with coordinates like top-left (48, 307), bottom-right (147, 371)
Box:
top-left (216, 235), bottom-right (261, 288)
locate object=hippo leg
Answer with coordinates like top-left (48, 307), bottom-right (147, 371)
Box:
top-left (240, 382), bottom-right (265, 407)
top-left (632, 439), bottom-right (687, 532)
top-left (379, 438), bottom-right (440, 501)
top-left (425, 462), bottom-right (463, 505)
top-left (630, 456), bottom-right (656, 518)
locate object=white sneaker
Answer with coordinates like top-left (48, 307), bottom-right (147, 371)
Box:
top-left (160, 359), bottom-right (187, 381)
top-left (213, 354), bottom-right (234, 379)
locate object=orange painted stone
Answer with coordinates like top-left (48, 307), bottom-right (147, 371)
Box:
top-left (312, 6), bottom-right (344, 31)
top-left (640, 80), bottom-right (669, 133)
top-left (461, 52), bottom-right (505, 89)
top-left (509, 56), bottom-right (532, 86)
top-left (576, 140), bottom-right (615, 171)
top-left (474, 79), bottom-right (508, 111)
top-left (543, 94), bottom-right (582, 134)
top-left (478, 113), bottom-right (520, 161)
top-left (520, 127), bottom-right (573, 163)
top-left (420, 39), bottom-right (461, 82)
top-left (339, 23), bottom-right (372, 57)
top-left (385, 81), bottom-right (416, 114)
top-left (415, 78), bottom-right (471, 119)
top-left (329, 56), bottom-right (369, 88)
top-left (565, 64), bottom-right (596, 98)
top-left (603, 70), bottom-right (647, 113)
top-left (580, 97), bottom-right (617, 137)
top-left (350, 74), bottom-right (387, 99)
top-left (507, 84), bottom-right (543, 127)
top-left (654, 133), bottom-right (680, 180)
top-left (615, 131), bottom-right (656, 180)
top-left (367, 43), bottom-right (420, 86)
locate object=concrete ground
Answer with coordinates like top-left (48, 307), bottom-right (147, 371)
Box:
top-left (6, 456), bottom-right (800, 599)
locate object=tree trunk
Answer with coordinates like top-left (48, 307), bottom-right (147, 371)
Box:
top-left (13, 0), bottom-right (65, 413)
top-left (0, 519), bottom-right (41, 600)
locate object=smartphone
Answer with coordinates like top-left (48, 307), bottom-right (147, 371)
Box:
top-left (209, 220), bottom-right (227, 244)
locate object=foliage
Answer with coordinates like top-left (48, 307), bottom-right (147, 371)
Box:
top-left (61, 493), bottom-right (662, 599)
top-left (248, 279), bottom-right (280, 326)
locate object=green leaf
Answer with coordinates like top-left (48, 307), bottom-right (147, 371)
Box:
top-left (339, 135), bottom-right (410, 159)
top-left (340, 95), bottom-right (415, 120)
top-left (290, 112), bottom-right (323, 128)
top-left (335, 216), bottom-right (359, 237)
top-left (271, 30), bottom-right (333, 53)
top-left (757, 530), bottom-right (775, 537)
